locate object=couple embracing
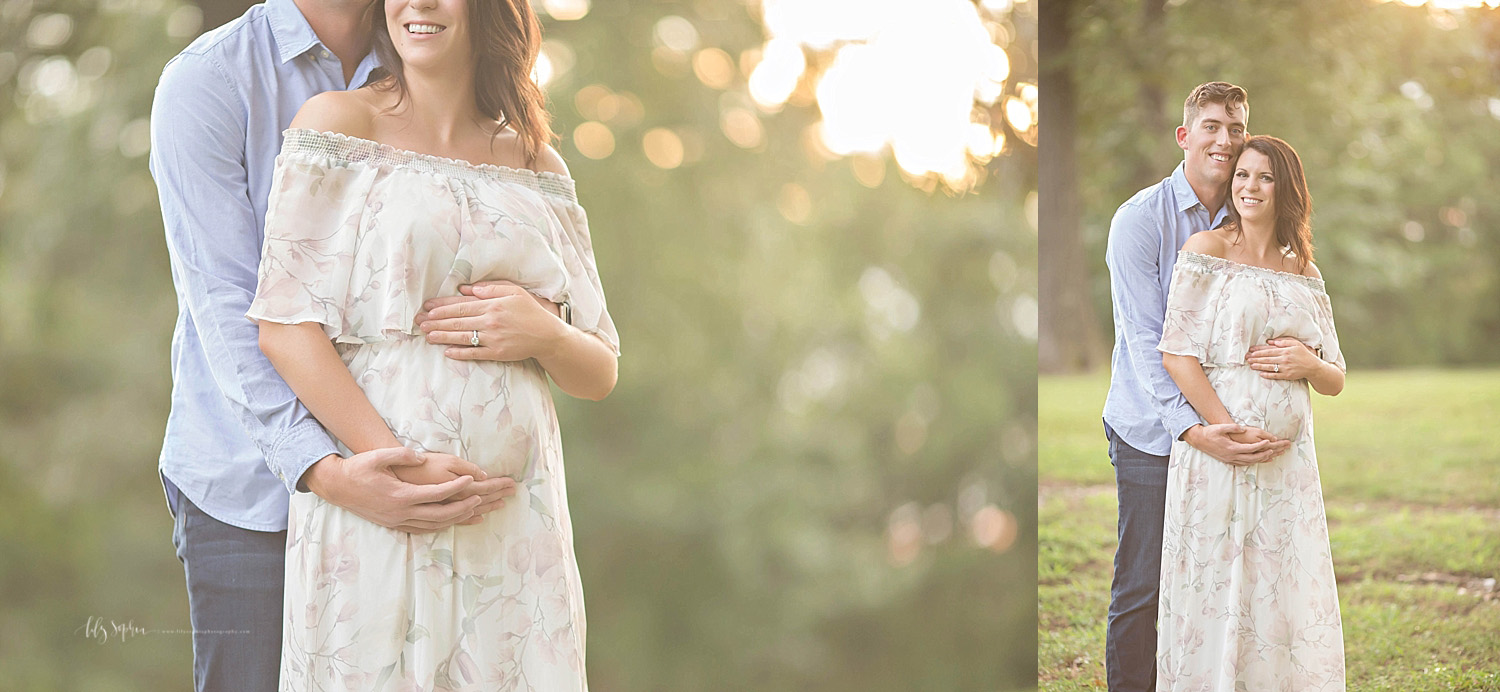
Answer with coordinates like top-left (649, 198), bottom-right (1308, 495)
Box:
top-left (1103, 82), bottom-right (1348, 691)
top-left (150, 0), bottom-right (617, 688)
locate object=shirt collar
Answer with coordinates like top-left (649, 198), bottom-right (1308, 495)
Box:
top-left (267, 0), bottom-right (323, 64)
top-left (1169, 161), bottom-right (1230, 223)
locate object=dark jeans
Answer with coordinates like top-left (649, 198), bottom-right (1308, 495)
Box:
top-left (168, 479), bottom-right (286, 692)
top-left (1105, 430), bottom-right (1169, 692)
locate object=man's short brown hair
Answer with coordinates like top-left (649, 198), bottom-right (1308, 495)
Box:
top-left (1183, 81), bottom-right (1249, 129)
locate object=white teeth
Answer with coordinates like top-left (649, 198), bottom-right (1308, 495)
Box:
top-left (407, 23), bottom-right (444, 34)
top-left (1210, 154), bottom-right (1230, 162)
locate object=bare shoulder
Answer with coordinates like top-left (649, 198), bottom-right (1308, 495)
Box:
top-left (288, 89), bottom-right (378, 139)
top-left (1301, 261), bottom-right (1323, 280)
top-left (1180, 229), bottom-right (1229, 258)
top-left (527, 142), bottom-right (571, 178)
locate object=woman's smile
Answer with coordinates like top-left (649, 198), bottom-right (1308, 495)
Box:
top-left (405, 22), bottom-right (447, 36)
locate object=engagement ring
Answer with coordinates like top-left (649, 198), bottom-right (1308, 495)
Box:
top-left (470, 330), bottom-right (481, 347)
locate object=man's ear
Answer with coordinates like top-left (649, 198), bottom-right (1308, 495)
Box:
top-left (1175, 125), bottom-right (1190, 150)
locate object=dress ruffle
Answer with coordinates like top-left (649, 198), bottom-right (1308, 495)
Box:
top-left (247, 129), bottom-right (619, 354)
top-left (1158, 251), bottom-right (1343, 371)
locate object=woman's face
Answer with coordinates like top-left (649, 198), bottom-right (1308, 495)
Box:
top-left (1232, 148), bottom-right (1276, 224)
top-left (385, 0), bottom-right (471, 71)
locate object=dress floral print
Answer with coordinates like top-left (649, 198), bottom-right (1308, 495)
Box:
top-left (248, 129), bottom-right (617, 692)
top-left (1155, 251), bottom-right (1346, 692)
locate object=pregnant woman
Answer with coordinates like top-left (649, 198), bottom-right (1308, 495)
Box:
top-left (1155, 135), bottom-right (1347, 690)
top-left (248, 0), bottom-right (618, 687)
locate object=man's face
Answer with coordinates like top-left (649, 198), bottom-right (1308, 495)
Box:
top-left (1176, 101), bottom-right (1247, 188)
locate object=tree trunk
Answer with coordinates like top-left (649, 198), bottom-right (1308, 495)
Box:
top-left (1038, 0), bottom-right (1106, 374)
top-left (1134, 0), bottom-right (1169, 186)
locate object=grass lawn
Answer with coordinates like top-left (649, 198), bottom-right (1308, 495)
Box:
top-left (1039, 369), bottom-right (1500, 690)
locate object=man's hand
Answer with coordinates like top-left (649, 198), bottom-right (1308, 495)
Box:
top-left (1246, 337), bottom-right (1322, 380)
top-left (416, 282), bottom-right (565, 362)
top-left (301, 448), bottom-right (516, 533)
top-left (1182, 423), bottom-right (1291, 466)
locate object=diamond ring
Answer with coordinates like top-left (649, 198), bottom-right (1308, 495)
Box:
top-left (470, 330), bottom-right (481, 347)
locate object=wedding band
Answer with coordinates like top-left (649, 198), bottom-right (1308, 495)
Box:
top-left (1273, 364), bottom-right (1280, 373)
top-left (470, 330), bottom-right (481, 347)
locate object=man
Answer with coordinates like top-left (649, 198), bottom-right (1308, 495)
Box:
top-left (149, 0), bottom-right (521, 688)
top-left (1101, 81), bottom-right (1293, 691)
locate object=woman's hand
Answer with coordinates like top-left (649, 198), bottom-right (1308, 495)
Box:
top-left (417, 280), bottom-right (618, 400)
top-left (391, 451), bottom-right (518, 526)
top-left (1246, 338), bottom-right (1322, 380)
top-left (391, 450), bottom-right (484, 486)
top-left (417, 282), bottom-right (565, 362)
top-left (1246, 337), bottom-right (1344, 396)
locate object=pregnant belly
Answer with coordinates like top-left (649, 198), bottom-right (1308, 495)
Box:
top-left (337, 337), bottom-right (556, 479)
top-left (1207, 365), bottom-right (1311, 443)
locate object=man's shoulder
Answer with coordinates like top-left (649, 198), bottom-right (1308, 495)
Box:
top-left (1109, 180), bottom-right (1175, 241)
top-left (174, 3), bottom-right (271, 61)
top-left (1114, 172), bottom-right (1175, 218)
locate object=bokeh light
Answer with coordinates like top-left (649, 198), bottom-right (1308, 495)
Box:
top-left (540, 0), bottom-right (590, 21)
top-left (732, 0), bottom-right (1026, 191)
top-left (641, 127), bottom-right (684, 169)
top-left (747, 38), bottom-right (804, 110)
top-left (776, 182), bottom-right (811, 224)
top-left (27, 13), bottom-right (73, 49)
top-left (718, 107), bottom-right (764, 149)
top-left (571, 121), bottom-right (614, 160)
top-left (691, 47), bottom-right (736, 90)
top-left (533, 40), bottom-right (574, 90)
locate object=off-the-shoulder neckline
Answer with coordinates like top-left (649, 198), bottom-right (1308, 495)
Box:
top-left (1178, 250), bottom-right (1326, 292)
top-left (279, 128), bottom-right (579, 203)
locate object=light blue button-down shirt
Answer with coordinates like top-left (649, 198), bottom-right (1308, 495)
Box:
top-left (149, 0), bottom-right (381, 531)
top-left (1103, 162), bottom-right (1230, 456)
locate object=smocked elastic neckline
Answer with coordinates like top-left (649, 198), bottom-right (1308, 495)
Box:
top-left (1178, 250), bottom-right (1326, 292)
top-left (280, 128), bottom-right (577, 204)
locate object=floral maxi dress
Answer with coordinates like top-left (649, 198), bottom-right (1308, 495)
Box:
top-left (247, 129), bottom-right (618, 692)
top-left (1155, 251), bottom-right (1346, 692)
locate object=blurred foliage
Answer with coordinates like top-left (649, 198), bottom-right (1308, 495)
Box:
top-left (0, 0), bottom-right (1036, 689)
top-left (1066, 0), bottom-right (1500, 368)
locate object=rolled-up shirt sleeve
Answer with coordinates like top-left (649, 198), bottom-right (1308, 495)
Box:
top-left (150, 53), bottom-right (337, 493)
top-left (1105, 203), bottom-right (1203, 441)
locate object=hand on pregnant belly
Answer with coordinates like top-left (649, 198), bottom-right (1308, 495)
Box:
top-left (1246, 337), bottom-right (1323, 381)
top-left (391, 452), bottom-right (520, 521)
top-left (1222, 372), bottom-right (1308, 444)
top-left (392, 451), bottom-right (486, 486)
top-left (417, 282), bottom-right (563, 362)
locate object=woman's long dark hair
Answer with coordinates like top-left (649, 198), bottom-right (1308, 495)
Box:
top-left (1225, 135), bottom-right (1314, 271)
top-left (371, 0), bottom-right (555, 163)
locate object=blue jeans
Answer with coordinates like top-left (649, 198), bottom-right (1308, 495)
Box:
top-left (1105, 429), bottom-right (1169, 692)
top-left (168, 479), bottom-right (286, 692)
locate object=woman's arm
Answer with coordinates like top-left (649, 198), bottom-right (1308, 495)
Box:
top-left (258, 322), bottom-right (403, 452)
top-left (535, 321), bottom-right (618, 401)
top-left (1307, 359), bottom-right (1345, 396)
top-left (1162, 353), bottom-right (1236, 426)
top-left (258, 322), bottom-right (478, 485)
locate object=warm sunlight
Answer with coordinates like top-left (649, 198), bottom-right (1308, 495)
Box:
top-left (747, 0), bottom-right (1026, 191)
